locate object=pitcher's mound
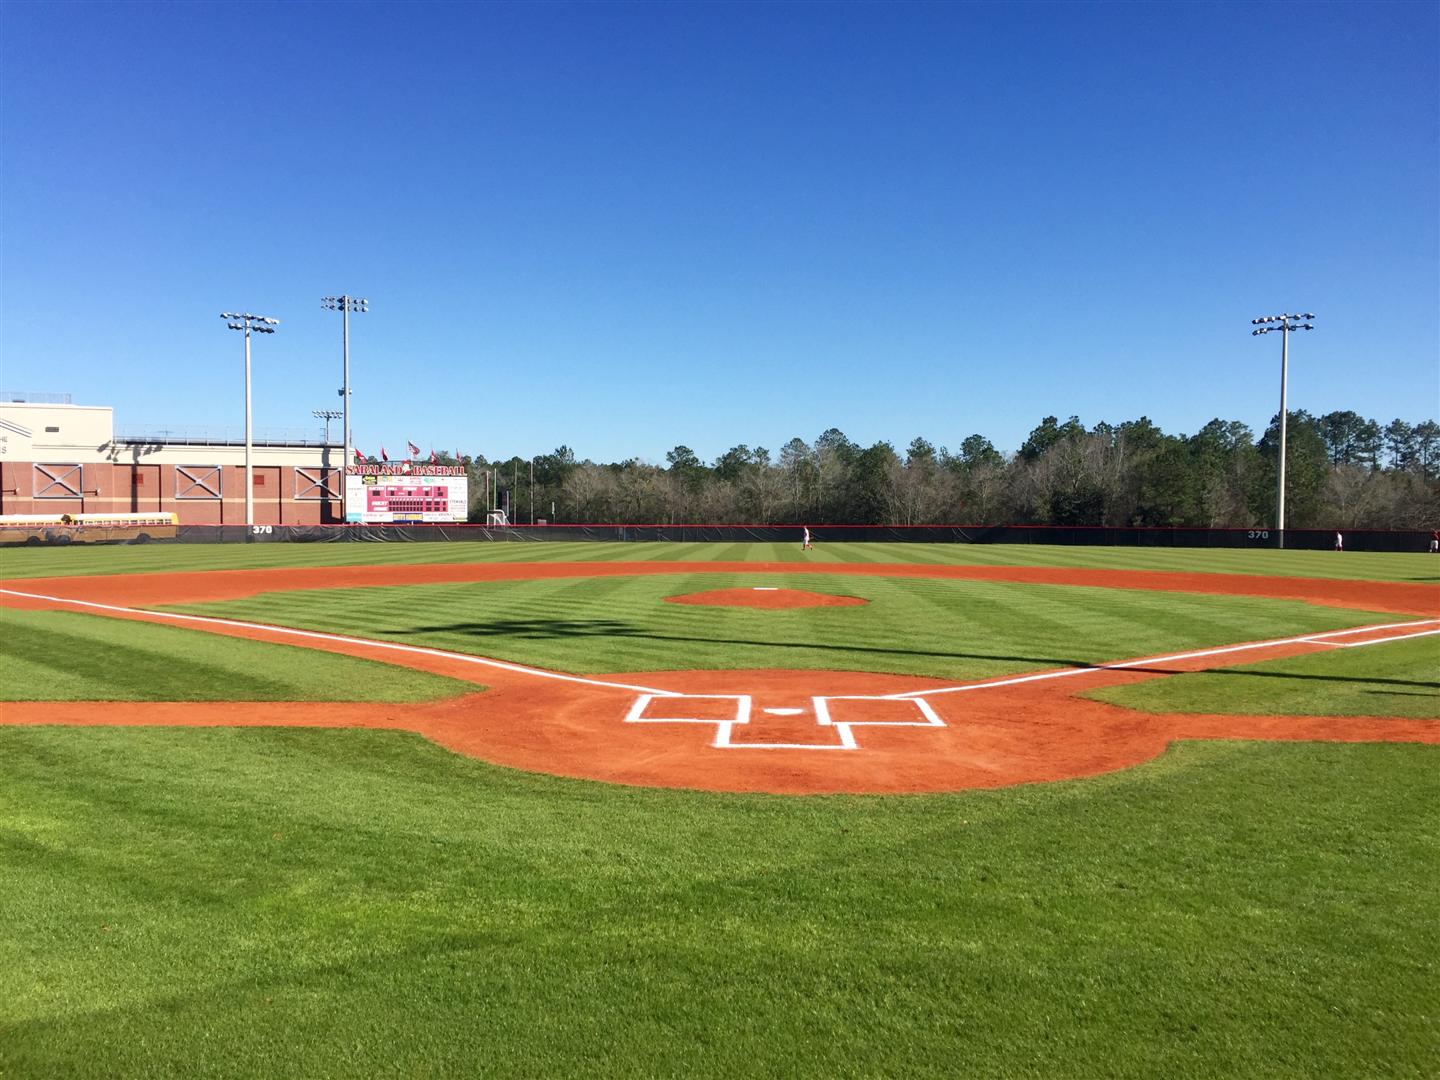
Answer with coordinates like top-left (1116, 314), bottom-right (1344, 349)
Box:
top-left (666, 588), bottom-right (869, 609)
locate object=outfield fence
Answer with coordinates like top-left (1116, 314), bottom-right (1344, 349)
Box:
top-left (7, 521), bottom-right (1430, 552)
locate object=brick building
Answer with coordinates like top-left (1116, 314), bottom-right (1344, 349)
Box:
top-left (0, 397), bottom-right (342, 525)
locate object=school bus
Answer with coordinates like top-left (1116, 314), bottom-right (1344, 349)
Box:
top-left (0, 512), bottom-right (179, 545)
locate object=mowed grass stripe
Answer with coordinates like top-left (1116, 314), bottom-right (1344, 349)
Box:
top-left (892, 576), bottom-right (1087, 671)
top-left (1, 726), bottom-right (1435, 1078)
top-left (3, 540), bottom-right (1434, 582)
top-left (164, 574), bottom-right (1396, 680)
top-left (0, 608), bottom-right (481, 703)
top-left (1089, 636), bottom-right (1440, 720)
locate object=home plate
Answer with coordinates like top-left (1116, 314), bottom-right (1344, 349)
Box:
top-left (624, 691), bottom-right (945, 750)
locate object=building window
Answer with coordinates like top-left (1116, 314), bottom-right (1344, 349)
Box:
top-left (253, 474), bottom-right (266, 487)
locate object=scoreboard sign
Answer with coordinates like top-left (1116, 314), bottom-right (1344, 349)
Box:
top-left (344, 463), bottom-right (468, 523)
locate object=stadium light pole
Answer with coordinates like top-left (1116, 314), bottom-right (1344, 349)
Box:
top-left (312, 409), bottom-right (343, 447)
top-left (1251, 313), bottom-right (1315, 549)
top-left (322, 295), bottom-right (368, 495)
top-left (222, 313), bottom-right (280, 527)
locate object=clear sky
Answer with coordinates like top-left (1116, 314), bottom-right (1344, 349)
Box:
top-left (2, 0), bottom-right (1436, 464)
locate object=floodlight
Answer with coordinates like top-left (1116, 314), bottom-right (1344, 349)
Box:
top-left (324, 293), bottom-right (369, 504)
top-left (1250, 310), bottom-right (1317, 550)
top-left (219, 310), bottom-right (279, 528)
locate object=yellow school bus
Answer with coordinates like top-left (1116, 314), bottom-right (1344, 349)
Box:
top-left (0, 512), bottom-right (179, 545)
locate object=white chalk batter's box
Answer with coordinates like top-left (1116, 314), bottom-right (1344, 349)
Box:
top-left (623, 692), bottom-right (944, 750)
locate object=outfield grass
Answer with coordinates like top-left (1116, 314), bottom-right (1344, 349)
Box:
top-left (1090, 635), bottom-right (1440, 720)
top-left (0, 607), bottom-right (479, 702)
top-left (3, 538), bottom-right (1435, 582)
top-left (1, 726), bottom-right (1435, 1079)
top-left (161, 572), bottom-right (1403, 681)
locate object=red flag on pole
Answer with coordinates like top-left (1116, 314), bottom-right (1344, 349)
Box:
top-left (429, 449), bottom-right (438, 464)
top-left (380, 445), bottom-right (389, 462)
top-left (407, 441), bottom-right (421, 458)
top-left (353, 447), bottom-right (364, 464)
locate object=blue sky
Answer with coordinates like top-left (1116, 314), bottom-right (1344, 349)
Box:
top-left (2, 0), bottom-right (1436, 464)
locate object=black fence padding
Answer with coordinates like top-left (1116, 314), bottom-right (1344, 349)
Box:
top-left (89, 522), bottom-right (1435, 553)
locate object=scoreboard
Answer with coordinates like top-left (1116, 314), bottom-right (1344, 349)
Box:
top-left (344, 464), bottom-right (468, 523)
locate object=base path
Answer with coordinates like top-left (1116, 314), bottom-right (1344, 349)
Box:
top-left (2, 562), bottom-right (1437, 794)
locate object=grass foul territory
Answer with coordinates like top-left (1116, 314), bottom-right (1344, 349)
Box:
top-left (0, 607), bottom-right (480, 702)
top-left (1089, 634), bottom-right (1439, 719)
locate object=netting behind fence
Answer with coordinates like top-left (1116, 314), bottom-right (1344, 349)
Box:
top-left (12, 522), bottom-right (1405, 552)
top-left (4, 519), bottom-right (1431, 552)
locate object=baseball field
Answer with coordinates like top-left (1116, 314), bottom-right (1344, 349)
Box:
top-left (2, 541), bottom-right (1437, 1077)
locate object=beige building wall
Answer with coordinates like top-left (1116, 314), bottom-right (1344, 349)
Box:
top-left (0, 401), bottom-right (114, 464)
top-left (1, 401), bottom-right (341, 524)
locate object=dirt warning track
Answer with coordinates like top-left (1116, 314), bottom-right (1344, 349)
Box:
top-left (2, 562), bottom-right (1437, 794)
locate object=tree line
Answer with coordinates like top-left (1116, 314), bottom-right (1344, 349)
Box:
top-left (447, 411), bottom-right (1440, 530)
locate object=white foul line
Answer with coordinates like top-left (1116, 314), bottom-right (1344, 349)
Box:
top-left (1332, 627), bottom-right (1440, 648)
top-left (887, 619), bottom-right (1440, 700)
top-left (0, 588), bottom-right (676, 696)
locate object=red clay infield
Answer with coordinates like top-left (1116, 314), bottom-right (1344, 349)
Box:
top-left (2, 561), bottom-right (1436, 794)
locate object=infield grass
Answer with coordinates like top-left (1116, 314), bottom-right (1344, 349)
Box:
top-left (0, 607), bottom-right (480, 702)
top-left (3, 539), bottom-right (1435, 582)
top-left (165, 573), bottom-right (1404, 681)
top-left (2, 726), bottom-right (1436, 1079)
